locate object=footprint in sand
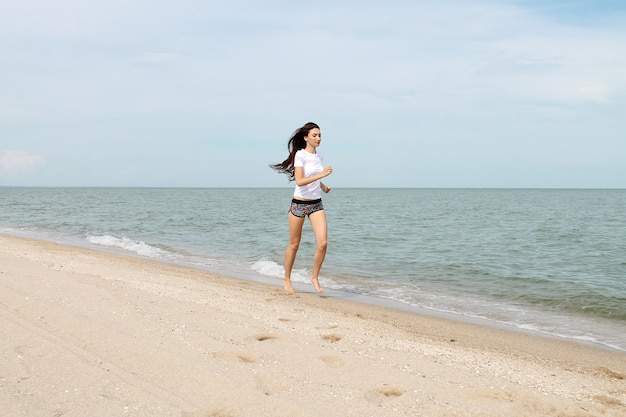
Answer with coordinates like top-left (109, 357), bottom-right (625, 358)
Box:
top-left (320, 355), bottom-right (347, 368)
top-left (596, 366), bottom-right (625, 380)
top-left (254, 334), bottom-right (278, 342)
top-left (364, 386), bottom-right (405, 403)
top-left (593, 395), bottom-right (624, 406)
top-left (321, 333), bottom-right (342, 343)
top-left (213, 351), bottom-right (259, 364)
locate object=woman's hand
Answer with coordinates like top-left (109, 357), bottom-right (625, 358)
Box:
top-left (321, 166), bottom-right (332, 193)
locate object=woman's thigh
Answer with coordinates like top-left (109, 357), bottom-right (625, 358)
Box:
top-left (308, 210), bottom-right (327, 243)
top-left (288, 212), bottom-right (305, 243)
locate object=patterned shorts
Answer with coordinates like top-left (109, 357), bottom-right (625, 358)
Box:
top-left (289, 198), bottom-right (324, 218)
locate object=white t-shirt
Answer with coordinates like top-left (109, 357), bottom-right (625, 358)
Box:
top-left (293, 149), bottom-right (324, 200)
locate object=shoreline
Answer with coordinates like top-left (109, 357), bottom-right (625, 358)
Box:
top-left (2, 233), bottom-right (625, 416)
top-left (6, 230), bottom-right (624, 354)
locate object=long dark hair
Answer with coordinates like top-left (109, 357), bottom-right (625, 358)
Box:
top-left (270, 122), bottom-right (319, 181)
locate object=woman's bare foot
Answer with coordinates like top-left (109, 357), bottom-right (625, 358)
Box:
top-left (283, 278), bottom-right (295, 294)
top-left (311, 277), bottom-right (325, 293)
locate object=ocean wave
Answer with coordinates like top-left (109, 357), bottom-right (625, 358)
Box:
top-left (251, 258), bottom-right (338, 288)
top-left (251, 258), bottom-right (283, 278)
top-left (86, 235), bottom-right (166, 258)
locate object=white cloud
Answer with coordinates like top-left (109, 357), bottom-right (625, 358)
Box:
top-left (0, 151), bottom-right (46, 176)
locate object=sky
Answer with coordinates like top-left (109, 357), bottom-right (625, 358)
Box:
top-left (1, 0), bottom-right (625, 188)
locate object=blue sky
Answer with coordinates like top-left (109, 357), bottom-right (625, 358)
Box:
top-left (1, 0), bottom-right (625, 188)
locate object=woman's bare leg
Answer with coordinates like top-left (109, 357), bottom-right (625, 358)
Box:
top-left (308, 210), bottom-right (328, 292)
top-left (283, 213), bottom-right (304, 294)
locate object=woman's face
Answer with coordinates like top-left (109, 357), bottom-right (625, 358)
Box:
top-left (305, 128), bottom-right (322, 148)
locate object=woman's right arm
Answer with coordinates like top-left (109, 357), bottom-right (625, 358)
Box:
top-left (294, 166), bottom-right (332, 186)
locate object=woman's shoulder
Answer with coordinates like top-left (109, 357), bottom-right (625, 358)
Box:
top-left (295, 149), bottom-right (324, 159)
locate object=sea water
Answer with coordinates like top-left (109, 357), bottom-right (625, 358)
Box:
top-left (1, 187), bottom-right (625, 351)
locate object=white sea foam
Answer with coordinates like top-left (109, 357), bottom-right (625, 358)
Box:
top-left (251, 259), bottom-right (311, 283)
top-left (251, 258), bottom-right (338, 288)
top-left (86, 235), bottom-right (165, 258)
top-left (251, 259), bottom-right (283, 278)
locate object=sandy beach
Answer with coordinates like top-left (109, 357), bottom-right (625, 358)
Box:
top-left (1, 234), bottom-right (625, 416)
